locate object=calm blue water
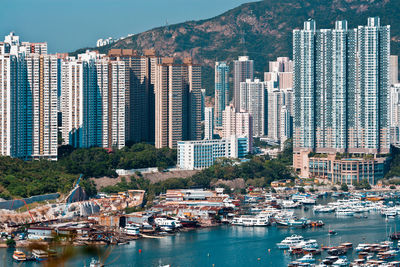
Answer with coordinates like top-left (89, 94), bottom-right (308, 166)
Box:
top-left (1, 205), bottom-right (399, 267)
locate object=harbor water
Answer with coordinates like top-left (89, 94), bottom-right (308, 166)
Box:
top-left (1, 203), bottom-right (399, 266)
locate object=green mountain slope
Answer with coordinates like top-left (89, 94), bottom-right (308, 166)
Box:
top-left (73, 0), bottom-right (400, 95)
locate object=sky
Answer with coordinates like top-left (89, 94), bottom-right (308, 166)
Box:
top-left (1, 0), bottom-right (252, 53)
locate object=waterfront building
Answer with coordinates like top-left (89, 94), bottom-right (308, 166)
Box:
top-left (222, 105), bottom-right (253, 152)
top-left (233, 56), bottom-right (253, 109)
top-left (239, 79), bottom-right (265, 137)
top-left (390, 55), bottom-right (399, 85)
top-left (155, 58), bottom-right (202, 149)
top-left (293, 17), bottom-right (391, 184)
top-left (214, 62), bottom-right (229, 127)
top-left (297, 151), bottom-right (389, 185)
top-left (177, 135), bottom-right (249, 170)
top-left (204, 107), bottom-right (214, 140)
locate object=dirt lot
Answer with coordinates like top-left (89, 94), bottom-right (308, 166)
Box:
top-left (90, 170), bottom-right (199, 190)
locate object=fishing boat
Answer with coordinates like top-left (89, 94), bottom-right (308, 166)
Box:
top-left (277, 235), bottom-right (304, 249)
top-left (309, 220), bottom-right (324, 227)
top-left (12, 250), bottom-right (26, 261)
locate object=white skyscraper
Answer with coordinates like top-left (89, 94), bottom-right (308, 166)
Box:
top-left (26, 54), bottom-right (58, 160)
top-left (239, 79), bottom-right (265, 137)
top-left (204, 107), bottom-right (214, 140)
top-left (61, 51), bottom-right (126, 149)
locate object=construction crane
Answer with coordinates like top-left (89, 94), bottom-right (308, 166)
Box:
top-left (62, 174), bottom-right (83, 216)
top-left (10, 198), bottom-right (35, 223)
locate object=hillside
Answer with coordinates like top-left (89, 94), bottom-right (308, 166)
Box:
top-left (73, 0), bottom-right (400, 95)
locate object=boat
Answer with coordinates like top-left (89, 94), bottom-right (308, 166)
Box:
top-left (179, 218), bottom-right (199, 228)
top-left (297, 239), bottom-right (319, 249)
top-left (329, 229), bottom-right (337, 235)
top-left (231, 215), bottom-right (269, 226)
top-left (276, 218), bottom-right (307, 227)
top-left (12, 250), bottom-right (26, 261)
top-left (309, 220), bottom-right (324, 227)
top-left (298, 253), bottom-right (315, 263)
top-left (390, 232), bottom-right (400, 240)
top-left (125, 223), bottom-right (140, 235)
top-left (336, 209), bottom-right (355, 216)
top-left (355, 243), bottom-right (370, 252)
top-left (32, 249), bottom-right (49, 262)
top-left (154, 217), bottom-right (182, 231)
top-left (332, 256), bottom-right (349, 266)
top-left (277, 235), bottom-right (304, 249)
top-left (90, 258), bottom-right (104, 267)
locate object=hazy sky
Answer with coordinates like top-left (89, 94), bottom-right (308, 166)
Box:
top-left (1, 0), bottom-right (252, 53)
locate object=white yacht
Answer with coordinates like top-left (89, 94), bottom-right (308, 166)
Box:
top-left (154, 217), bottom-right (182, 231)
top-left (297, 239), bottom-right (319, 249)
top-left (277, 235), bottom-right (304, 249)
top-left (336, 208), bottom-right (355, 216)
top-left (231, 215), bottom-right (269, 226)
top-left (125, 223), bottom-right (140, 235)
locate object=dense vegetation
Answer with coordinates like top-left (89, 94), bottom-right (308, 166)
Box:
top-left (0, 143), bottom-right (176, 199)
top-left (73, 0), bottom-right (400, 94)
top-left (386, 146), bottom-right (400, 179)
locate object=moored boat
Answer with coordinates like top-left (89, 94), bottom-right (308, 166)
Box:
top-left (12, 250), bottom-right (26, 261)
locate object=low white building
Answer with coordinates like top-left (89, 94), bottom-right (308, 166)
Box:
top-left (177, 136), bottom-right (249, 170)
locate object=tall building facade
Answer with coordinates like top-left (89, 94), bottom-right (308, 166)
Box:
top-left (233, 56), bottom-right (253, 109)
top-left (0, 33), bottom-right (58, 160)
top-left (239, 79), bottom-right (265, 137)
top-left (108, 49), bottom-right (160, 143)
top-left (390, 55), bottom-right (399, 85)
top-left (293, 17), bottom-right (390, 155)
top-left (204, 107), bottom-right (214, 140)
top-left (61, 51), bottom-right (126, 149)
top-left (214, 62), bottom-right (229, 127)
top-left (222, 105), bottom-right (253, 152)
top-left (390, 83), bottom-right (400, 145)
top-left (155, 58), bottom-right (202, 149)
top-left (293, 18), bottom-right (391, 184)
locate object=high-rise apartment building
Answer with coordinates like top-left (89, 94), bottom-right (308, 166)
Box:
top-left (26, 54), bottom-right (58, 160)
top-left (239, 79), bottom-right (265, 137)
top-left (204, 107), bottom-right (214, 140)
top-left (0, 33), bottom-right (58, 160)
top-left (108, 49), bottom-right (160, 143)
top-left (222, 105), bottom-right (253, 152)
top-left (293, 18), bottom-right (391, 184)
top-left (390, 55), bottom-right (399, 85)
top-left (214, 62), bottom-right (229, 127)
top-left (293, 18), bottom-right (390, 155)
top-left (390, 83), bottom-right (400, 145)
top-left (61, 51), bottom-right (126, 149)
top-left (155, 58), bottom-right (202, 149)
top-left (233, 56), bottom-right (253, 109)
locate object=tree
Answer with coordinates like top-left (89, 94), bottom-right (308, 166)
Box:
top-left (331, 186), bottom-right (337, 191)
top-left (390, 185), bottom-right (396, 190)
top-left (6, 238), bottom-right (16, 248)
top-left (298, 187), bottom-right (305, 193)
top-left (340, 183), bottom-right (349, 192)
